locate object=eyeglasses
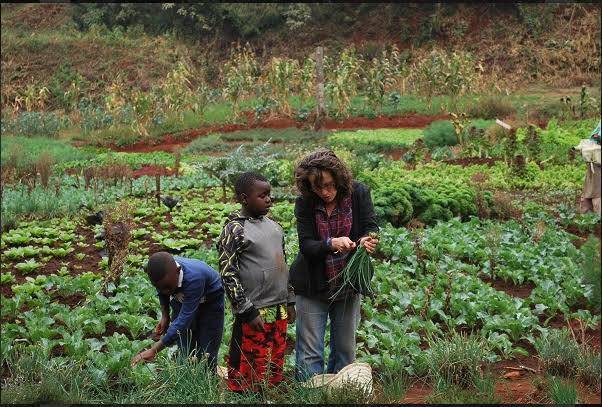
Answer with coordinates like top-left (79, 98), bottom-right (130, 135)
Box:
top-left (311, 182), bottom-right (337, 193)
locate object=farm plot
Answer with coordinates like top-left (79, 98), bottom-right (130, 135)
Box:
top-left (1, 117), bottom-right (601, 404)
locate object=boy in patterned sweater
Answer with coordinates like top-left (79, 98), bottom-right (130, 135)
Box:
top-left (216, 172), bottom-right (295, 392)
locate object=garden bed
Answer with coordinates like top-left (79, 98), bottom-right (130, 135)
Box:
top-left (103, 112), bottom-right (449, 153)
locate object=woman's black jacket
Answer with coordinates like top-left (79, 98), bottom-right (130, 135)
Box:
top-left (289, 181), bottom-right (379, 298)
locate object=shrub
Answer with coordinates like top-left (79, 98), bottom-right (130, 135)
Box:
top-left (372, 184), bottom-right (413, 226)
top-left (466, 96), bottom-right (516, 119)
top-left (423, 120), bottom-right (457, 149)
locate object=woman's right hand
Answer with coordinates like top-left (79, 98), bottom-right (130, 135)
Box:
top-left (331, 237), bottom-right (356, 253)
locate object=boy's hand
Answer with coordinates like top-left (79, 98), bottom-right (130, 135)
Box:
top-left (359, 236), bottom-right (379, 254)
top-left (248, 315), bottom-right (265, 332)
top-left (131, 348), bottom-right (157, 367)
top-left (287, 305), bottom-right (296, 324)
top-left (155, 315), bottom-right (169, 335)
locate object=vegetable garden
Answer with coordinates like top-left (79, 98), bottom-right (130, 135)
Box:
top-left (2, 114), bottom-right (601, 403)
top-left (1, 12), bottom-right (601, 402)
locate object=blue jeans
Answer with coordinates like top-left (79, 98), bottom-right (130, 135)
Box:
top-left (294, 293), bottom-right (361, 381)
top-left (170, 290), bottom-right (225, 372)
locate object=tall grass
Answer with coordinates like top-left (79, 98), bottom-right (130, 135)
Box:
top-left (425, 332), bottom-right (490, 390)
top-left (546, 376), bottom-right (579, 404)
top-left (0, 344), bottom-right (378, 404)
top-left (535, 328), bottom-right (581, 377)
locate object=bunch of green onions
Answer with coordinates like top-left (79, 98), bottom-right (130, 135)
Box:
top-left (330, 232), bottom-right (378, 299)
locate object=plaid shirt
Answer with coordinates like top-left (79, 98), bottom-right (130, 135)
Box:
top-left (315, 195), bottom-right (353, 290)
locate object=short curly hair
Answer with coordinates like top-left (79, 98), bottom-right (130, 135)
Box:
top-left (234, 171), bottom-right (268, 198)
top-left (294, 149), bottom-right (353, 202)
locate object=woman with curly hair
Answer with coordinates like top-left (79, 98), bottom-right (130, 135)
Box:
top-left (290, 148), bottom-right (379, 381)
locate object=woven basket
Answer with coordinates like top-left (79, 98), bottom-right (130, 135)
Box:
top-left (217, 365), bottom-right (228, 379)
top-left (303, 362), bottom-right (373, 395)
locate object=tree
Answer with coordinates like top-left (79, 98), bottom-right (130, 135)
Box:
top-left (200, 142), bottom-right (278, 201)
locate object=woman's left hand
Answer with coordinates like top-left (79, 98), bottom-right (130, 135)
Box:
top-left (359, 236), bottom-right (379, 254)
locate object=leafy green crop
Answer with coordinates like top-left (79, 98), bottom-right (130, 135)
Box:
top-left (15, 259), bottom-right (43, 274)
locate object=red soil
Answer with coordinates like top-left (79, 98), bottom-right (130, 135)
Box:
top-left (51, 292), bottom-right (86, 308)
top-left (105, 112), bottom-right (448, 153)
top-left (480, 275), bottom-right (535, 299)
top-left (401, 380), bottom-right (432, 404)
top-left (385, 147), bottom-right (409, 161)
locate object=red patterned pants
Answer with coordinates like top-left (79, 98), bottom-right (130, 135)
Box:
top-left (226, 317), bottom-right (287, 392)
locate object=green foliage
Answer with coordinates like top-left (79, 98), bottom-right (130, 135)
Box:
top-left (200, 141), bottom-right (278, 199)
top-left (535, 328), bottom-right (581, 377)
top-left (222, 43), bottom-right (260, 119)
top-left (2, 112), bottom-right (67, 138)
top-left (426, 332), bottom-right (490, 390)
top-left (0, 136), bottom-right (93, 170)
top-left (183, 134), bottom-right (228, 154)
top-left (363, 46), bottom-right (401, 112)
top-left (372, 184), bottom-right (413, 226)
top-left (517, 4), bottom-right (558, 38)
top-left (546, 376), bottom-right (579, 404)
top-left (575, 346), bottom-right (601, 391)
top-left (331, 244), bottom-right (376, 298)
top-left (326, 47), bottom-right (362, 117)
top-left (580, 236), bottom-right (601, 312)
top-left (423, 120), bottom-right (457, 149)
top-left (410, 50), bottom-right (480, 107)
top-left (329, 128), bottom-right (422, 153)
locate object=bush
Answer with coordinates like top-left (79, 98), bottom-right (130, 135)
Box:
top-left (423, 120), bottom-right (457, 149)
top-left (466, 96), bottom-right (516, 119)
top-left (372, 184), bottom-right (413, 226)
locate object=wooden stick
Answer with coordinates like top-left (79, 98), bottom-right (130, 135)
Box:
top-left (504, 365), bottom-right (537, 373)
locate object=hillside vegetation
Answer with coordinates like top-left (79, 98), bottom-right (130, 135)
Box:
top-left (1, 3), bottom-right (600, 111)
